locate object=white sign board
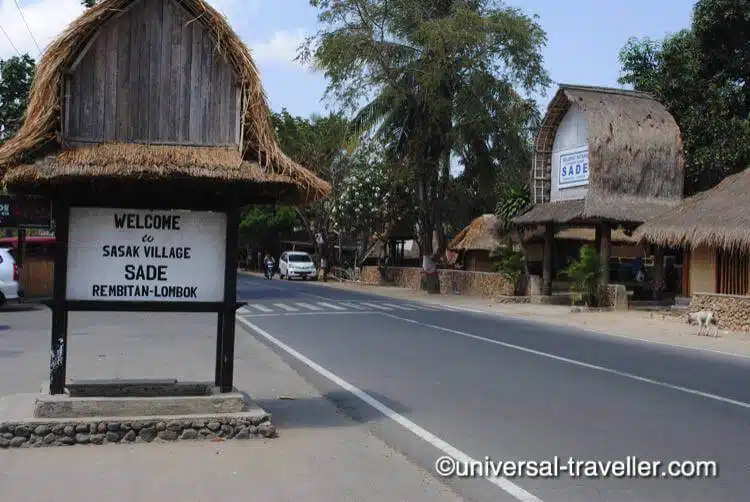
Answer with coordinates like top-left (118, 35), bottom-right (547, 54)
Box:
top-left (558, 147), bottom-right (589, 188)
top-left (66, 208), bottom-right (227, 302)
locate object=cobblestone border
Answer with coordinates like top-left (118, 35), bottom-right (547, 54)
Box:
top-left (0, 415), bottom-right (276, 448)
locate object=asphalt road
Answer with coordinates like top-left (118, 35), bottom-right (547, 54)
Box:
top-left (236, 274), bottom-right (750, 502)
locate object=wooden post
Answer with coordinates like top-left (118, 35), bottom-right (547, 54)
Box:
top-left (50, 201), bottom-right (70, 395)
top-left (682, 247), bottom-right (691, 296)
top-left (653, 246), bottom-right (665, 301)
top-left (542, 223), bottom-right (554, 296)
top-left (595, 225), bottom-right (602, 254)
top-left (216, 208), bottom-right (240, 393)
top-left (599, 222), bottom-right (611, 287)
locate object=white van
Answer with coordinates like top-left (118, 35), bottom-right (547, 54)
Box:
top-left (0, 248), bottom-right (20, 307)
top-left (278, 251), bottom-right (317, 280)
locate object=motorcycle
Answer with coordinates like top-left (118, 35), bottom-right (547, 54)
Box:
top-left (264, 261), bottom-right (274, 279)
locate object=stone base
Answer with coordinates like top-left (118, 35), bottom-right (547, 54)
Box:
top-left (0, 412), bottom-right (276, 449)
top-left (0, 385), bottom-right (277, 449)
top-left (35, 380), bottom-right (247, 419)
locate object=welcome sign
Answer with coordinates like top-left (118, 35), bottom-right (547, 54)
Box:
top-left (65, 207), bottom-right (227, 302)
top-left (558, 147), bottom-right (589, 188)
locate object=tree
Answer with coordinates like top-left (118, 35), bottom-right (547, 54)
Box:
top-left (331, 143), bottom-right (416, 259)
top-left (81, 0), bottom-right (96, 7)
top-left (302, 0), bottom-right (550, 291)
top-left (618, 0), bottom-right (750, 195)
top-left (271, 109), bottom-right (354, 262)
top-left (0, 55), bottom-right (35, 145)
top-left (239, 205), bottom-right (298, 256)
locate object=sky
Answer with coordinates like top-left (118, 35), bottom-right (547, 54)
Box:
top-left (0, 0), bottom-right (694, 123)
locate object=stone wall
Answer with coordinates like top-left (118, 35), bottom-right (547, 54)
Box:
top-left (0, 415), bottom-right (276, 448)
top-left (690, 293), bottom-right (750, 332)
top-left (360, 266), bottom-right (514, 297)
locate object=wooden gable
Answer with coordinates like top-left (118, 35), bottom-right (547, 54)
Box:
top-left (64, 0), bottom-right (241, 148)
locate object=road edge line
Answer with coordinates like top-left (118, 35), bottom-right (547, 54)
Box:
top-left (236, 316), bottom-right (544, 502)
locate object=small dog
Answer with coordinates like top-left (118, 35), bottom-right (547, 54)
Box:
top-left (687, 310), bottom-right (719, 337)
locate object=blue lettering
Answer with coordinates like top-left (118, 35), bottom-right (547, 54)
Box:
top-left (562, 167), bottom-right (567, 177)
top-left (575, 164), bottom-right (581, 174)
top-left (583, 163), bottom-right (588, 174)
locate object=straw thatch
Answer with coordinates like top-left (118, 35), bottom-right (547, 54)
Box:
top-left (0, 0), bottom-right (330, 204)
top-left (448, 214), bottom-right (503, 252)
top-left (518, 84), bottom-right (684, 224)
top-left (634, 168), bottom-right (750, 250)
top-left (520, 225), bottom-right (639, 245)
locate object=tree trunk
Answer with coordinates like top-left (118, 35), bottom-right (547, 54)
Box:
top-left (417, 165), bottom-right (440, 294)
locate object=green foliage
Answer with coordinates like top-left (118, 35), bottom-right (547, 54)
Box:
top-left (271, 109), bottom-right (354, 255)
top-left (490, 246), bottom-right (525, 290)
top-left (0, 55), bottom-right (35, 144)
top-left (618, 0), bottom-right (750, 194)
top-left (331, 143), bottom-right (416, 240)
top-left (81, 0), bottom-right (96, 7)
top-left (496, 184), bottom-right (531, 231)
top-left (239, 205), bottom-right (298, 250)
top-left (560, 246), bottom-right (602, 307)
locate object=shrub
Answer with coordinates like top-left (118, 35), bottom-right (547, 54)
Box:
top-left (491, 246), bottom-right (525, 294)
top-left (560, 245), bottom-right (602, 307)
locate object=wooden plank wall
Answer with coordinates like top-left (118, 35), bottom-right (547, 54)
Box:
top-left (66, 0), bottom-right (239, 147)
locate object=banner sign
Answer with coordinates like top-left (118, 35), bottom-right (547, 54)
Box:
top-left (66, 207), bottom-right (227, 302)
top-left (558, 147), bottom-right (589, 188)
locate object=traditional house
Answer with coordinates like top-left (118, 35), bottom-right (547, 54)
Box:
top-left (0, 0), bottom-right (328, 208)
top-left (513, 84), bottom-right (685, 296)
top-left (447, 214), bottom-right (503, 272)
top-left (634, 168), bottom-right (750, 297)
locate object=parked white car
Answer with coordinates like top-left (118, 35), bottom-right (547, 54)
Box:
top-left (278, 251), bottom-right (317, 280)
top-left (0, 248), bottom-right (20, 307)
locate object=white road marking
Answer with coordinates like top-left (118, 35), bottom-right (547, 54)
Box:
top-left (248, 304), bottom-right (273, 313)
top-left (383, 313), bottom-right (750, 410)
top-left (273, 303), bottom-right (299, 312)
top-left (237, 306), bottom-right (253, 315)
top-left (237, 311), bottom-right (373, 318)
top-left (237, 317), bottom-right (543, 502)
top-left (381, 303), bottom-right (416, 311)
top-left (296, 302), bottom-right (322, 311)
top-left (360, 302), bottom-right (392, 311)
top-left (434, 304), bottom-right (750, 361)
top-left (317, 302), bottom-right (346, 311)
top-left (338, 302), bottom-right (366, 310)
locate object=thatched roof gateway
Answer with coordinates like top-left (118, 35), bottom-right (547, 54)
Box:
top-left (0, 0), bottom-right (330, 206)
top-left (634, 168), bottom-right (750, 250)
top-left (448, 214), bottom-right (503, 252)
top-left (514, 84), bottom-right (684, 226)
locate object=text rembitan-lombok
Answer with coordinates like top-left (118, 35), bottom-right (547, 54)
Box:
top-left (91, 284), bottom-right (198, 299)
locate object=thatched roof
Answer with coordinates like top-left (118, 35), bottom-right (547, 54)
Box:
top-left (520, 225), bottom-right (639, 245)
top-left (517, 84), bottom-right (684, 225)
top-left (513, 196), bottom-right (679, 225)
top-left (634, 168), bottom-right (750, 250)
top-left (448, 214), bottom-right (503, 252)
top-left (0, 0), bottom-right (329, 205)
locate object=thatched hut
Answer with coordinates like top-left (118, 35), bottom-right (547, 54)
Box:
top-left (0, 0), bottom-right (330, 207)
top-left (634, 168), bottom-right (750, 297)
top-left (512, 84), bottom-right (685, 295)
top-left (447, 214), bottom-right (503, 272)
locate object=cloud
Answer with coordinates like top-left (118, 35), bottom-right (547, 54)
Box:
top-left (0, 0), bottom-right (84, 60)
top-left (250, 29), bottom-right (317, 72)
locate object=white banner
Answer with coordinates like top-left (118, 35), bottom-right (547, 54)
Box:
top-left (66, 208), bottom-right (227, 302)
top-left (558, 147), bottom-right (589, 188)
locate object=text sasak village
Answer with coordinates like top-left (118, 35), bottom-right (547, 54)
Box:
top-left (90, 212), bottom-right (200, 299)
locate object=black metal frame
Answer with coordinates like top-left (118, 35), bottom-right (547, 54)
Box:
top-left (48, 199), bottom-right (244, 395)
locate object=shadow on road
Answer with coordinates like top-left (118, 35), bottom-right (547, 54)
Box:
top-left (1, 303), bottom-right (46, 313)
top-left (247, 389), bottom-right (411, 429)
